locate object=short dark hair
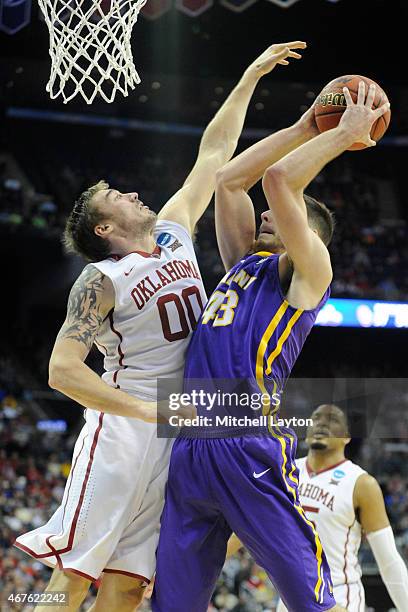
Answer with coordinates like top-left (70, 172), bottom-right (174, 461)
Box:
top-left (304, 194), bottom-right (335, 246)
top-left (63, 180), bottom-right (111, 262)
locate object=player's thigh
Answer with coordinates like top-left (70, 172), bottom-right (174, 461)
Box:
top-left (152, 438), bottom-right (232, 612)
top-left (233, 501), bottom-right (333, 612)
top-left (211, 434), bottom-right (335, 612)
top-left (153, 511), bottom-right (231, 612)
top-left (93, 573), bottom-right (146, 611)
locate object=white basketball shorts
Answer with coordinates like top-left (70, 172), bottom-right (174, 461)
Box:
top-left (14, 407), bottom-right (173, 583)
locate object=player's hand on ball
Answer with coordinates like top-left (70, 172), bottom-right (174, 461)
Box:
top-left (296, 100), bottom-right (320, 138)
top-left (339, 81), bottom-right (390, 147)
top-left (247, 41), bottom-right (306, 79)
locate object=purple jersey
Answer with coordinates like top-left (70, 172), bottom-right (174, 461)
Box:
top-left (184, 251), bottom-right (329, 424)
top-left (152, 251), bottom-right (335, 612)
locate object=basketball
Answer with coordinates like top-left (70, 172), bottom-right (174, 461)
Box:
top-left (314, 75), bottom-right (391, 150)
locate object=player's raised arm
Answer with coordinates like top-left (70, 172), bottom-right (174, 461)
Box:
top-left (49, 265), bottom-right (156, 420)
top-left (354, 473), bottom-right (408, 611)
top-left (158, 42), bottom-right (306, 235)
top-left (215, 103), bottom-right (319, 271)
top-left (262, 81), bottom-right (390, 300)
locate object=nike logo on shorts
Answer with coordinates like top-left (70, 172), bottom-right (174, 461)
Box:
top-left (253, 467), bottom-right (272, 479)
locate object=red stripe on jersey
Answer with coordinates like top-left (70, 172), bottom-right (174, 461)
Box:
top-left (95, 338), bottom-right (109, 356)
top-left (60, 435), bottom-right (86, 534)
top-left (64, 413), bottom-right (104, 552)
top-left (61, 567), bottom-right (97, 581)
top-left (302, 505), bottom-right (319, 513)
top-left (108, 310), bottom-right (127, 387)
top-left (111, 245), bottom-right (161, 259)
top-left (14, 413), bottom-right (104, 561)
top-left (13, 540), bottom-right (98, 581)
top-left (342, 522), bottom-right (354, 607)
top-left (103, 569), bottom-right (150, 584)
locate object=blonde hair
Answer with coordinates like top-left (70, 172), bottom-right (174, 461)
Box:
top-left (63, 180), bottom-right (111, 262)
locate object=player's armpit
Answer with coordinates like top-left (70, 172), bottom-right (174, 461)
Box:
top-left (353, 473), bottom-right (390, 534)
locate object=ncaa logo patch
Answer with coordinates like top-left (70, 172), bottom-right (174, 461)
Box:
top-left (333, 469), bottom-right (346, 479)
top-left (157, 232), bottom-right (173, 246)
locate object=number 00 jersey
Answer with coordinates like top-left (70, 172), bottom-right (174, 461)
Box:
top-left (92, 220), bottom-right (206, 399)
top-left (296, 457), bottom-right (367, 588)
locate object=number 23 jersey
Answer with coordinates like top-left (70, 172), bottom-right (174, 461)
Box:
top-left (92, 220), bottom-right (206, 398)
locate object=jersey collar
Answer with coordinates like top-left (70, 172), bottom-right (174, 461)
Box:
top-left (306, 458), bottom-right (348, 478)
top-left (111, 245), bottom-right (161, 260)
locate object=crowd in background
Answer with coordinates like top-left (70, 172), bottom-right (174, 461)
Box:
top-left (1, 130), bottom-right (407, 610)
top-left (1, 139), bottom-right (408, 301)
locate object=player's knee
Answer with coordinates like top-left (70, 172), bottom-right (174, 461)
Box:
top-left (330, 605), bottom-right (347, 612)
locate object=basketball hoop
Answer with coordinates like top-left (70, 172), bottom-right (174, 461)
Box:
top-left (37, 0), bottom-right (148, 104)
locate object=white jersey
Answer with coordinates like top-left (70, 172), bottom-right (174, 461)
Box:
top-left (15, 220), bottom-right (207, 581)
top-left (296, 457), bottom-right (366, 588)
top-left (93, 220), bottom-right (207, 399)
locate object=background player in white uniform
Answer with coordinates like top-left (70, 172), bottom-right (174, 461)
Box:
top-left (14, 42), bottom-right (306, 612)
top-left (277, 404), bottom-right (408, 611)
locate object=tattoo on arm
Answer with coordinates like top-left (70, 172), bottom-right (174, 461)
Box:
top-left (57, 265), bottom-right (106, 350)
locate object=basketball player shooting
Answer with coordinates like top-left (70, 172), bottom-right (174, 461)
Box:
top-left (13, 42), bottom-right (305, 612)
top-left (151, 83), bottom-right (389, 611)
top-left (277, 404), bottom-right (408, 611)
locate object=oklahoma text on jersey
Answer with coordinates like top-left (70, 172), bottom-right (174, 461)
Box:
top-left (131, 259), bottom-right (201, 310)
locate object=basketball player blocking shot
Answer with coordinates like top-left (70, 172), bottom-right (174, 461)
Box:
top-left (152, 83), bottom-right (389, 611)
top-left (14, 42), bottom-right (306, 612)
top-left (276, 404), bottom-right (408, 612)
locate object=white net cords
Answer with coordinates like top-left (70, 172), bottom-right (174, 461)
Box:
top-left (37, 0), bottom-right (148, 104)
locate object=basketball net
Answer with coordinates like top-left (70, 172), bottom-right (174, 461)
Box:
top-left (37, 0), bottom-right (147, 104)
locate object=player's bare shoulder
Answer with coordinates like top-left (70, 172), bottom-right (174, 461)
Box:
top-left (57, 264), bottom-right (114, 350)
top-left (353, 472), bottom-right (382, 506)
